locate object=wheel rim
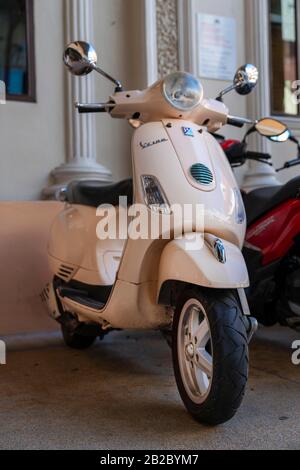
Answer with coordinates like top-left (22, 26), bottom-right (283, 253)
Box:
top-left (177, 299), bottom-right (213, 404)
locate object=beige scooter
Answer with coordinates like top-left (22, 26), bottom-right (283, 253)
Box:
top-left (43, 42), bottom-right (260, 425)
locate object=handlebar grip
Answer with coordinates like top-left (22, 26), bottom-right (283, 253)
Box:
top-left (246, 151), bottom-right (272, 160)
top-left (284, 158), bottom-right (300, 169)
top-left (76, 103), bottom-right (107, 114)
top-left (226, 117), bottom-right (245, 128)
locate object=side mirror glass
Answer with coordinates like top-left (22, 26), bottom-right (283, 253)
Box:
top-left (255, 118), bottom-right (289, 140)
top-left (63, 41), bottom-right (97, 76)
top-left (269, 129), bottom-right (291, 143)
top-left (234, 64), bottom-right (259, 96)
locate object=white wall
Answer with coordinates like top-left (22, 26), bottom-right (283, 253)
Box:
top-left (187, 0), bottom-right (247, 120)
top-left (1, 0), bottom-right (299, 200)
top-left (180, 0), bottom-right (300, 186)
top-left (0, 202), bottom-right (62, 335)
top-left (92, 0), bottom-right (147, 183)
top-left (0, 0), bottom-right (146, 201)
top-left (0, 0), bottom-right (66, 201)
top-left (179, 0), bottom-right (249, 183)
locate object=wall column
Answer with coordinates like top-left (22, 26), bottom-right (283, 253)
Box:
top-left (43, 0), bottom-right (112, 199)
top-left (242, 0), bottom-right (281, 192)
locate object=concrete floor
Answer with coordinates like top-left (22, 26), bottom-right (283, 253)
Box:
top-left (0, 326), bottom-right (299, 450)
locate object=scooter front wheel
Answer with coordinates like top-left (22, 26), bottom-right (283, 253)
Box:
top-left (173, 288), bottom-right (248, 425)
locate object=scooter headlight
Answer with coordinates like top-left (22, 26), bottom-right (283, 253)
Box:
top-left (233, 188), bottom-right (246, 224)
top-left (162, 72), bottom-right (203, 112)
top-left (141, 176), bottom-right (171, 215)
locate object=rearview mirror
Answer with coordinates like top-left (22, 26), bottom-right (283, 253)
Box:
top-left (63, 41), bottom-right (97, 76)
top-left (63, 40), bottom-right (123, 91)
top-left (216, 64), bottom-right (259, 101)
top-left (269, 130), bottom-right (291, 143)
top-left (234, 64), bottom-right (259, 96)
top-left (255, 118), bottom-right (289, 140)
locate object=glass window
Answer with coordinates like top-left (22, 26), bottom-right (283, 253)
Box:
top-left (269, 0), bottom-right (298, 115)
top-left (0, 0), bottom-right (36, 102)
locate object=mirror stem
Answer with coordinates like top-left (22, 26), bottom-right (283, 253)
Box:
top-left (287, 134), bottom-right (300, 157)
top-left (91, 64), bottom-right (123, 92)
top-left (289, 134), bottom-right (300, 152)
top-left (216, 84), bottom-right (237, 101)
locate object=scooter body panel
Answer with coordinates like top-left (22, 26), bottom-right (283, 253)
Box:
top-left (60, 279), bottom-right (169, 330)
top-left (118, 120), bottom-right (246, 286)
top-left (246, 198), bottom-right (300, 266)
top-left (48, 205), bottom-right (126, 286)
top-left (46, 120), bottom-right (248, 329)
top-left (132, 121), bottom-right (245, 245)
top-left (158, 233), bottom-right (249, 294)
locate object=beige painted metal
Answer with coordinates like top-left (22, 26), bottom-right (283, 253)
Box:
top-left (59, 280), bottom-right (168, 330)
top-left (158, 234), bottom-right (249, 293)
top-left (47, 79), bottom-right (249, 330)
top-left (111, 82), bottom-right (228, 132)
top-left (48, 205), bottom-right (126, 286)
top-left (118, 120), bottom-right (245, 287)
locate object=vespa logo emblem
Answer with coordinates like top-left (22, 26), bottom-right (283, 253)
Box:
top-left (0, 340), bottom-right (6, 365)
top-left (140, 138), bottom-right (168, 150)
top-left (182, 127), bottom-right (194, 137)
top-left (213, 239), bottom-right (227, 264)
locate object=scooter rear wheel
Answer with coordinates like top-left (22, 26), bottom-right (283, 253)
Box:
top-left (61, 324), bottom-right (97, 350)
top-left (173, 288), bottom-right (249, 425)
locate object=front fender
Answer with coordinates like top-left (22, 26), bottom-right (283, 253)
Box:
top-left (158, 233), bottom-right (249, 294)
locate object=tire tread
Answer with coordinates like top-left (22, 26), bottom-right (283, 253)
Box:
top-left (172, 288), bottom-right (249, 425)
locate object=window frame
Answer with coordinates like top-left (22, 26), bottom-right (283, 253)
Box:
top-left (268, 0), bottom-right (300, 117)
top-left (4, 0), bottom-right (36, 103)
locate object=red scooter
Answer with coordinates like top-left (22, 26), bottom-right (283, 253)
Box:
top-left (220, 118), bottom-right (300, 332)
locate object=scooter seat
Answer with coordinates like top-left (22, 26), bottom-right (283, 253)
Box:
top-left (243, 176), bottom-right (300, 226)
top-left (66, 179), bottom-right (133, 207)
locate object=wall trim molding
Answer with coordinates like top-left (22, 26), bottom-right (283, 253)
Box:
top-left (144, 0), bottom-right (158, 85)
top-left (177, 0), bottom-right (196, 73)
top-left (43, 0), bottom-right (112, 199)
top-left (243, 0), bottom-right (281, 190)
top-left (246, 0), bottom-right (300, 133)
top-left (245, 0), bottom-right (271, 144)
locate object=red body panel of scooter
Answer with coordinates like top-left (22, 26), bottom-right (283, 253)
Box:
top-left (246, 199), bottom-right (300, 266)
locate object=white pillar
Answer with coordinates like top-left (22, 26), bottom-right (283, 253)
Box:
top-left (242, 0), bottom-right (281, 193)
top-left (43, 0), bottom-right (112, 199)
top-left (143, 0), bottom-right (158, 85)
top-left (242, 160), bottom-right (281, 192)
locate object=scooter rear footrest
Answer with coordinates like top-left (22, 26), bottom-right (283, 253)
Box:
top-left (61, 292), bottom-right (105, 310)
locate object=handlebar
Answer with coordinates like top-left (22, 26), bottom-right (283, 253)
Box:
top-left (246, 151), bottom-right (271, 161)
top-left (222, 139), bottom-right (273, 167)
top-left (277, 158), bottom-right (300, 172)
top-left (227, 115), bottom-right (255, 128)
top-left (75, 102), bottom-right (115, 114)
